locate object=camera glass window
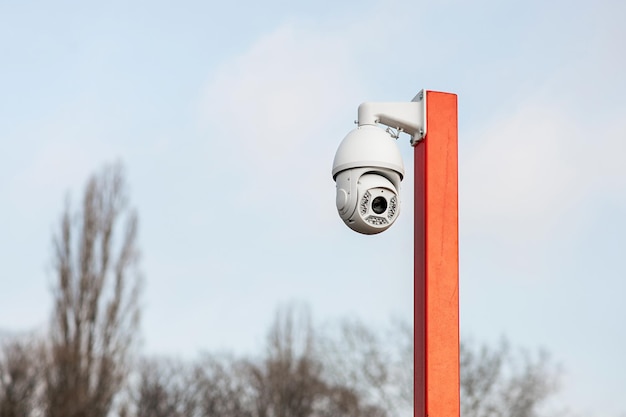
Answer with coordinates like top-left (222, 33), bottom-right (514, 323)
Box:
top-left (371, 196), bottom-right (387, 214)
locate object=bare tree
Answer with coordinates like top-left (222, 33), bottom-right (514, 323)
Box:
top-left (190, 356), bottom-right (252, 417)
top-left (0, 338), bottom-right (41, 417)
top-left (133, 358), bottom-right (196, 417)
top-left (460, 338), bottom-right (561, 417)
top-left (321, 319), bottom-right (563, 417)
top-left (319, 318), bottom-right (409, 417)
top-left (132, 354), bottom-right (256, 417)
top-left (243, 306), bottom-right (388, 417)
top-left (243, 306), bottom-right (326, 417)
top-left (45, 162), bottom-right (141, 417)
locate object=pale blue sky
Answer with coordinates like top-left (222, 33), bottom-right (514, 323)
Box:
top-left (1, 0), bottom-right (625, 416)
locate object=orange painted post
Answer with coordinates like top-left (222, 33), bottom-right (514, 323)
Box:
top-left (414, 91), bottom-right (459, 416)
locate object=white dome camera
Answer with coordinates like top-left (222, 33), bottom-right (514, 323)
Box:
top-left (331, 94), bottom-right (426, 235)
top-left (332, 125), bottom-right (404, 235)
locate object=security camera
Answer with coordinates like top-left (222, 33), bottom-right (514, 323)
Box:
top-left (332, 125), bottom-right (404, 234)
top-left (332, 93), bottom-right (425, 235)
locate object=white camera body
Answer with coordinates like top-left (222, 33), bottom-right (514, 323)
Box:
top-left (331, 94), bottom-right (426, 235)
top-left (332, 125), bottom-right (404, 235)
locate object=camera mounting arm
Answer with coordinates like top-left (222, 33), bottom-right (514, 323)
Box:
top-left (357, 90), bottom-right (426, 146)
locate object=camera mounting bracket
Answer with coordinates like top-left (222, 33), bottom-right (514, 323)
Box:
top-left (357, 90), bottom-right (426, 146)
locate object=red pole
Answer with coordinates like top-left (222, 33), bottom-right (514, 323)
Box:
top-left (414, 91), bottom-right (459, 417)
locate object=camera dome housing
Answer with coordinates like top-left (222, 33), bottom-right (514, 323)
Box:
top-left (332, 125), bottom-right (404, 180)
top-left (332, 125), bottom-right (404, 235)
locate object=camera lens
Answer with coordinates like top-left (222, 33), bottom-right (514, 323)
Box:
top-left (371, 196), bottom-right (387, 214)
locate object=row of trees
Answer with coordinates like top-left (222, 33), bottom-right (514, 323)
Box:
top-left (129, 311), bottom-right (410, 417)
top-left (0, 164), bottom-right (563, 417)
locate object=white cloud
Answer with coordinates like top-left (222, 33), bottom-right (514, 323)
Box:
top-left (460, 94), bottom-right (626, 245)
top-left (592, 119), bottom-right (626, 201)
top-left (201, 22), bottom-right (361, 169)
top-left (461, 104), bottom-right (580, 237)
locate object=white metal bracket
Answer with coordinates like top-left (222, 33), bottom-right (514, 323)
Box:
top-left (356, 90), bottom-right (426, 147)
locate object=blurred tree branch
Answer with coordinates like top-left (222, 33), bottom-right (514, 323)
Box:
top-left (45, 162), bottom-right (142, 417)
top-left (0, 338), bottom-right (41, 417)
top-left (460, 338), bottom-right (561, 417)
